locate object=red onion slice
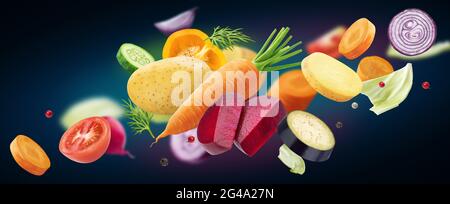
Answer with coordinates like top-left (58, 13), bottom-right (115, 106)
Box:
top-left (154, 7), bottom-right (197, 36)
top-left (170, 128), bottom-right (208, 164)
top-left (388, 8), bottom-right (436, 56)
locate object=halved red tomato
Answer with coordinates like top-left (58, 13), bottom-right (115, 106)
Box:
top-left (59, 117), bottom-right (111, 164)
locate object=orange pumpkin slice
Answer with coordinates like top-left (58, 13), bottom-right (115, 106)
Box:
top-left (162, 29), bottom-right (226, 70)
top-left (10, 135), bottom-right (51, 176)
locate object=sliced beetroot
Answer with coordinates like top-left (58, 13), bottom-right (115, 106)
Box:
top-left (104, 116), bottom-right (134, 158)
top-left (234, 96), bottom-right (286, 157)
top-left (197, 94), bottom-right (244, 155)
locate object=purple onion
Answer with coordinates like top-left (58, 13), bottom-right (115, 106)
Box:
top-left (388, 8), bottom-right (436, 56)
top-left (170, 128), bottom-right (208, 164)
top-left (154, 7), bottom-right (197, 36)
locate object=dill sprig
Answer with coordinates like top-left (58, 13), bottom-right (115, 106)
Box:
top-left (208, 26), bottom-right (253, 50)
top-left (122, 99), bottom-right (155, 138)
top-left (253, 27), bottom-right (303, 71)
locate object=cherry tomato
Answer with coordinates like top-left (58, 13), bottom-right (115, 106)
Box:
top-left (59, 117), bottom-right (111, 163)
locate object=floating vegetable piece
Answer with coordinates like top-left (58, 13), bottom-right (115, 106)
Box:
top-left (162, 29), bottom-right (226, 70)
top-left (278, 144), bottom-right (306, 175)
top-left (10, 135), bottom-right (51, 176)
top-left (162, 27), bottom-right (251, 70)
top-left (197, 94), bottom-right (244, 155)
top-left (154, 7), bottom-right (197, 36)
top-left (357, 56), bottom-right (394, 81)
top-left (155, 27), bottom-right (303, 144)
top-left (128, 56), bottom-right (212, 115)
top-left (387, 41), bottom-right (450, 60)
top-left (223, 46), bottom-right (257, 62)
top-left (388, 9), bottom-right (436, 56)
top-left (302, 52), bottom-right (362, 102)
top-left (104, 116), bottom-right (133, 158)
top-left (361, 63), bottom-right (413, 115)
top-left (117, 43), bottom-right (155, 73)
top-left (123, 99), bottom-right (156, 138)
top-left (60, 97), bottom-right (123, 129)
top-left (170, 128), bottom-right (208, 164)
top-left (59, 117), bottom-right (111, 163)
top-left (307, 26), bottom-right (346, 58)
top-left (268, 70), bottom-right (316, 112)
top-left (278, 111), bottom-right (335, 162)
top-left (162, 29), bottom-right (210, 58)
top-left (339, 18), bottom-right (376, 59)
top-left (235, 96), bottom-right (286, 157)
top-left (207, 27), bottom-right (253, 50)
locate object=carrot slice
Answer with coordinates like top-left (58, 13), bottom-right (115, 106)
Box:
top-left (338, 18), bottom-right (376, 60)
top-left (10, 135), bottom-right (51, 176)
top-left (268, 70), bottom-right (316, 112)
top-left (357, 56), bottom-right (394, 81)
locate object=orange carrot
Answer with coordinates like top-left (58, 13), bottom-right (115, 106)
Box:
top-left (154, 27), bottom-right (303, 143)
top-left (338, 18), bottom-right (376, 60)
top-left (357, 56), bottom-right (394, 81)
top-left (268, 70), bottom-right (316, 112)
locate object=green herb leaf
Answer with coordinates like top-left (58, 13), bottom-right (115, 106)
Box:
top-left (122, 99), bottom-right (156, 138)
top-left (208, 26), bottom-right (253, 50)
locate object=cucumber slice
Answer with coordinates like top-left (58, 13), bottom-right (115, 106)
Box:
top-left (60, 97), bottom-right (124, 129)
top-left (117, 43), bottom-right (155, 73)
top-left (278, 144), bottom-right (306, 175)
top-left (278, 110), bottom-right (335, 162)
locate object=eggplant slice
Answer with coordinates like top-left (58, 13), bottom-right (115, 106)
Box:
top-left (278, 110), bottom-right (335, 162)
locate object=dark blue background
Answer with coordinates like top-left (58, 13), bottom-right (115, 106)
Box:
top-left (1, 0), bottom-right (449, 184)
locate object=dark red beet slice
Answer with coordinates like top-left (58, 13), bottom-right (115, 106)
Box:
top-left (234, 96), bottom-right (286, 157)
top-left (197, 94), bottom-right (244, 155)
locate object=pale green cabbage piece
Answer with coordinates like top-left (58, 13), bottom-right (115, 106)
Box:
top-left (361, 63), bottom-right (413, 115)
top-left (387, 41), bottom-right (450, 61)
top-left (278, 144), bottom-right (306, 175)
top-left (60, 97), bottom-right (124, 129)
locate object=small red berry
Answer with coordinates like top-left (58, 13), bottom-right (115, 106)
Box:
top-left (187, 136), bottom-right (195, 143)
top-left (45, 110), bottom-right (53, 118)
top-left (422, 81), bottom-right (430, 90)
top-left (378, 81), bottom-right (385, 88)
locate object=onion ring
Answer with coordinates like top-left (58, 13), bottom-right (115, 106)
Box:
top-left (388, 8), bottom-right (436, 56)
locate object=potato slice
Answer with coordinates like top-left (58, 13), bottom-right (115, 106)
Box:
top-left (301, 52), bottom-right (362, 102)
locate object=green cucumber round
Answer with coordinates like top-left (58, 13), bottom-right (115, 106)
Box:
top-left (117, 43), bottom-right (155, 73)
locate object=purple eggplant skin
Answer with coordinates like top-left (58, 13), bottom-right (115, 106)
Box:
top-left (278, 118), bottom-right (333, 162)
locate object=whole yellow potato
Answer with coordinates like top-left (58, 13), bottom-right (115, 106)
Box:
top-left (127, 56), bottom-right (211, 114)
